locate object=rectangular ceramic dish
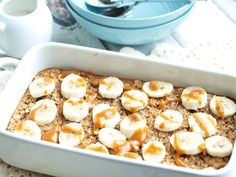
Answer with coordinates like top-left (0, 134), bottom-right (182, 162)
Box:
top-left (0, 43), bottom-right (235, 177)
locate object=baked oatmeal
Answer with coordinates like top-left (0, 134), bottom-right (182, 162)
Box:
top-left (7, 68), bottom-right (236, 170)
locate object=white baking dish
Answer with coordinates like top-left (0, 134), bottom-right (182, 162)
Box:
top-left (0, 43), bottom-right (235, 177)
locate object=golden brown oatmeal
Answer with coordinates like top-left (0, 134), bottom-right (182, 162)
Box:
top-left (7, 68), bottom-right (236, 170)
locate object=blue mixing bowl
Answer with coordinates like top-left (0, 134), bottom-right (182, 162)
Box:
top-left (67, 0), bottom-right (194, 28)
top-left (66, 1), bottom-right (193, 45)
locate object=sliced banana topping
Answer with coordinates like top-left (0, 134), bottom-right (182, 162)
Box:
top-left (63, 98), bottom-right (89, 122)
top-left (120, 113), bottom-right (148, 145)
top-left (14, 120), bottom-right (41, 140)
top-left (142, 141), bottom-right (166, 163)
top-left (86, 142), bottom-right (109, 154)
top-left (92, 104), bottom-right (120, 129)
top-left (28, 99), bottom-right (57, 126)
top-left (118, 152), bottom-right (142, 160)
top-left (29, 77), bottom-right (55, 98)
top-left (210, 95), bottom-right (236, 118)
top-left (121, 90), bottom-right (148, 112)
top-left (181, 86), bottom-right (207, 110)
top-left (170, 132), bottom-right (204, 155)
top-left (98, 128), bottom-right (126, 149)
top-left (188, 113), bottom-right (217, 137)
top-left (205, 136), bottom-right (233, 157)
top-left (142, 81), bottom-right (173, 98)
top-left (99, 77), bottom-right (124, 99)
top-left (154, 110), bottom-right (183, 132)
top-left (61, 73), bottom-right (87, 99)
top-left (59, 123), bottom-right (84, 147)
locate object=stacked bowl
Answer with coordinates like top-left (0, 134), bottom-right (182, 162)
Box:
top-left (65, 0), bottom-right (194, 45)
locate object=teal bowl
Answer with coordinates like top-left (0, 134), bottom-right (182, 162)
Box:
top-left (67, 0), bottom-right (194, 28)
top-left (66, 1), bottom-right (193, 45)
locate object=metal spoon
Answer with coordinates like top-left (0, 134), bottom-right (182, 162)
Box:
top-left (85, 0), bottom-right (191, 9)
top-left (86, 2), bottom-right (136, 17)
top-left (101, 4), bottom-right (134, 17)
top-left (85, 0), bottom-right (124, 9)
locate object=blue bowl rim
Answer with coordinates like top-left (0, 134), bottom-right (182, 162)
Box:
top-left (67, 0), bottom-right (194, 30)
top-left (67, 0), bottom-right (195, 22)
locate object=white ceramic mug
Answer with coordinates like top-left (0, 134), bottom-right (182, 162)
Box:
top-left (0, 0), bottom-right (53, 58)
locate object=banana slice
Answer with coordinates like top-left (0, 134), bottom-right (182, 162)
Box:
top-left (28, 99), bottom-right (57, 126)
top-left (29, 77), bottom-right (55, 98)
top-left (210, 95), bottom-right (236, 118)
top-left (59, 123), bottom-right (84, 147)
top-left (170, 132), bottom-right (204, 155)
top-left (142, 141), bottom-right (166, 163)
top-left (142, 81), bottom-right (173, 98)
top-left (86, 142), bottom-right (109, 154)
top-left (92, 104), bottom-right (120, 129)
top-left (63, 98), bottom-right (89, 122)
top-left (121, 90), bottom-right (148, 112)
top-left (154, 110), bottom-right (183, 132)
top-left (188, 113), bottom-right (217, 137)
top-left (98, 128), bottom-right (126, 149)
top-left (120, 113), bottom-right (148, 145)
top-left (99, 77), bottom-right (124, 99)
top-left (118, 152), bottom-right (142, 160)
top-left (181, 86), bottom-right (207, 110)
top-left (14, 120), bottom-right (41, 140)
top-left (205, 136), bottom-right (233, 157)
top-left (61, 73), bottom-right (87, 99)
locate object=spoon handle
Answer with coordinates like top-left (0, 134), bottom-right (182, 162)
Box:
top-left (123, 0), bottom-right (192, 3)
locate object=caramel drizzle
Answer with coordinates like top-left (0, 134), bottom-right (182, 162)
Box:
top-left (192, 114), bottom-right (209, 137)
top-left (123, 91), bottom-right (146, 112)
top-left (129, 126), bottom-right (148, 145)
top-left (160, 113), bottom-right (179, 123)
top-left (28, 102), bottom-right (45, 121)
top-left (42, 128), bottom-right (59, 143)
top-left (44, 77), bottom-right (53, 83)
top-left (198, 143), bottom-right (207, 154)
top-left (173, 133), bottom-right (185, 154)
top-left (124, 84), bottom-right (135, 91)
top-left (143, 142), bottom-right (163, 154)
top-left (174, 154), bottom-right (188, 167)
top-left (16, 121), bottom-right (25, 131)
top-left (61, 125), bottom-right (82, 135)
top-left (85, 91), bottom-right (97, 110)
top-left (129, 113), bottom-right (142, 122)
top-left (60, 70), bottom-right (79, 78)
top-left (182, 89), bottom-right (206, 105)
top-left (215, 99), bottom-right (225, 118)
top-left (99, 79), bottom-right (113, 89)
top-left (113, 140), bottom-right (139, 154)
top-left (119, 152), bottom-right (140, 159)
top-left (75, 77), bottom-right (86, 87)
top-left (160, 122), bottom-right (165, 129)
top-left (158, 97), bottom-right (181, 110)
top-left (149, 81), bottom-right (160, 91)
top-left (94, 108), bottom-right (116, 128)
top-left (66, 99), bottom-right (84, 106)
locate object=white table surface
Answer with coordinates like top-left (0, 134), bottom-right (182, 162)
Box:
top-left (0, 0), bottom-right (236, 176)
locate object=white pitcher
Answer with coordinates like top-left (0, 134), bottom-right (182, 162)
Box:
top-left (0, 0), bottom-right (53, 58)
